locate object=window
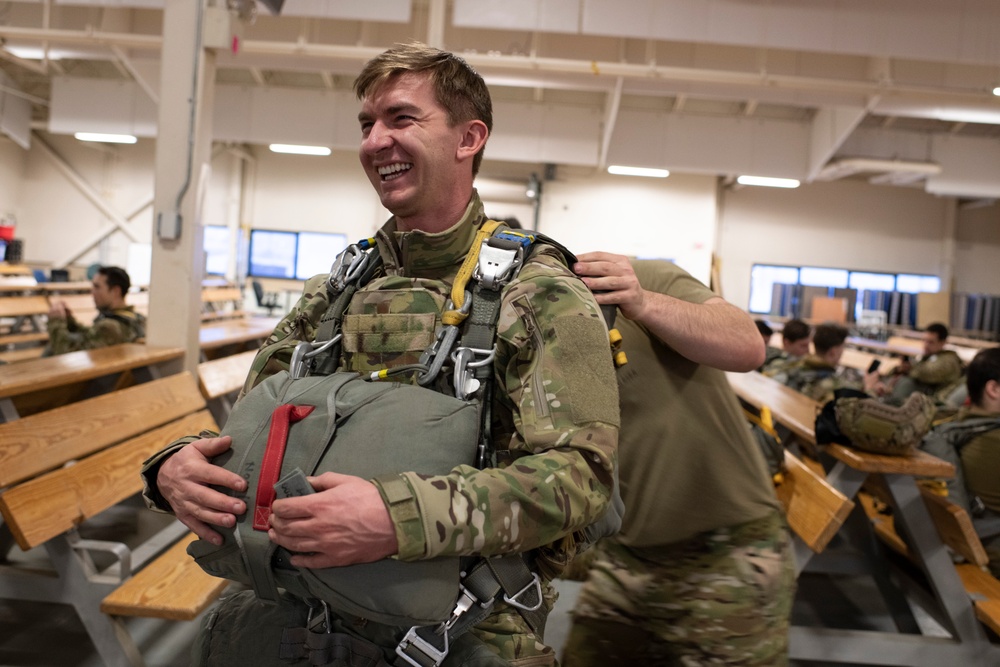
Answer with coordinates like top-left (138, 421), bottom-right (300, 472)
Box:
top-left (249, 230), bottom-right (298, 279)
top-left (748, 265), bottom-right (799, 314)
top-left (848, 271), bottom-right (896, 293)
top-left (799, 266), bottom-right (848, 288)
top-left (248, 229), bottom-right (350, 280)
top-left (896, 274), bottom-right (941, 294)
top-left (748, 263), bottom-right (942, 319)
top-left (296, 232), bottom-right (347, 280)
top-left (203, 225), bottom-right (231, 276)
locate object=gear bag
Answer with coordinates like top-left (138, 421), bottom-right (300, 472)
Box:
top-left (187, 370), bottom-right (480, 627)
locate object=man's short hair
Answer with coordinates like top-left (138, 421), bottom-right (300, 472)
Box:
top-left (926, 322), bottom-right (949, 342)
top-left (812, 322), bottom-right (848, 355)
top-left (97, 266), bottom-right (130, 296)
top-left (782, 319), bottom-right (811, 343)
top-left (354, 42), bottom-right (493, 176)
top-left (966, 347), bottom-right (1000, 406)
top-left (755, 319), bottom-right (774, 339)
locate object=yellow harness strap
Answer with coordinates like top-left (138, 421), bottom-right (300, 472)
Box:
top-left (442, 219), bottom-right (505, 327)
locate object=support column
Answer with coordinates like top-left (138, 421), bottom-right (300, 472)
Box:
top-left (149, 0), bottom-right (216, 375)
top-left (941, 197), bottom-right (957, 294)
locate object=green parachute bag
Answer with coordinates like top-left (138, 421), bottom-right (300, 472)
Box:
top-left (186, 370), bottom-right (480, 627)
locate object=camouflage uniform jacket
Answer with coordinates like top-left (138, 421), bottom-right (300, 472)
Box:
top-left (780, 354), bottom-right (863, 405)
top-left (142, 194), bottom-right (620, 577)
top-left (45, 305), bottom-right (146, 355)
top-left (910, 349), bottom-right (963, 387)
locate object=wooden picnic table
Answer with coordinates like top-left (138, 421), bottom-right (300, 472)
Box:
top-left (199, 316), bottom-right (279, 356)
top-left (0, 343), bottom-right (184, 422)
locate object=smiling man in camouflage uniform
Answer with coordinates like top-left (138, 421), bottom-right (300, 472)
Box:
top-left (140, 43), bottom-right (619, 666)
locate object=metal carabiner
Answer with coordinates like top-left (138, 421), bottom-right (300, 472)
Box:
top-left (327, 244), bottom-right (370, 293)
top-left (452, 346), bottom-right (495, 400)
top-left (289, 334), bottom-right (343, 379)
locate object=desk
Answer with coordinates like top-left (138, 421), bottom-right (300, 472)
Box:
top-left (791, 444), bottom-right (1000, 664)
top-left (199, 316), bottom-right (278, 360)
top-left (848, 336), bottom-right (922, 357)
top-left (0, 343), bottom-right (183, 422)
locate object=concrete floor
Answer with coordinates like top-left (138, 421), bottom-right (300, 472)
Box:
top-left (0, 507), bottom-right (964, 667)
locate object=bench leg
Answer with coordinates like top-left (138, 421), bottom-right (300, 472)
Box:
top-left (45, 537), bottom-right (147, 667)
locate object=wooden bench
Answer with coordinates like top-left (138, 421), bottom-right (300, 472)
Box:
top-left (0, 371), bottom-right (229, 666)
top-left (860, 478), bottom-right (1000, 639)
top-left (197, 348), bottom-right (256, 424)
top-left (776, 449), bottom-right (855, 568)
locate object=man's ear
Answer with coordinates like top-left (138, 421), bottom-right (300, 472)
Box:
top-left (456, 120), bottom-right (488, 161)
top-left (986, 379), bottom-right (1000, 402)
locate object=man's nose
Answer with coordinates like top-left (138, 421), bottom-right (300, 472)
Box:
top-left (362, 122), bottom-right (392, 152)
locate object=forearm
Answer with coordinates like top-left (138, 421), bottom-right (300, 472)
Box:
top-left (378, 423), bottom-right (617, 560)
top-left (633, 293), bottom-right (765, 371)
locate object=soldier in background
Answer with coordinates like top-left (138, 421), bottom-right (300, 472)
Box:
top-left (45, 265), bottom-right (145, 355)
top-left (563, 254), bottom-right (795, 666)
top-left (761, 318), bottom-right (811, 376)
top-left (888, 322), bottom-right (964, 403)
top-left (777, 322), bottom-right (879, 405)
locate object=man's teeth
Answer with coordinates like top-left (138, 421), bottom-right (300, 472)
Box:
top-left (378, 163), bottom-right (412, 180)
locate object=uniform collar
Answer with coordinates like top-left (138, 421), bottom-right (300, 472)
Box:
top-left (376, 192), bottom-right (487, 277)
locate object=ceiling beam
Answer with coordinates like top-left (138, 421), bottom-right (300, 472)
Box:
top-left (110, 44), bottom-right (159, 104)
top-left (598, 76), bottom-right (624, 170)
top-left (807, 103), bottom-right (874, 182)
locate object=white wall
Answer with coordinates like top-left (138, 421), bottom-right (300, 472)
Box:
top-left (8, 135), bottom-right (1000, 314)
top-left (718, 180), bottom-right (952, 311)
top-left (955, 202), bottom-right (1000, 295)
top-left (0, 138), bottom-right (26, 223)
top-left (539, 171), bottom-right (718, 285)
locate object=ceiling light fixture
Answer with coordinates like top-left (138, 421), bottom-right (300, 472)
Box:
top-left (736, 175), bottom-right (800, 189)
top-left (608, 165), bottom-right (670, 178)
top-left (74, 132), bottom-right (137, 144)
top-left (269, 143), bottom-right (331, 156)
top-left (993, 86), bottom-right (1000, 96)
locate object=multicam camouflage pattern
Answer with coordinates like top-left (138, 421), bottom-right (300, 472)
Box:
top-left (562, 512), bottom-right (795, 667)
top-left (231, 195), bottom-right (620, 570)
top-left (778, 354), bottom-right (863, 405)
top-left (45, 306), bottom-right (146, 355)
top-left (142, 193), bottom-right (619, 661)
top-left (910, 349), bottom-right (964, 387)
top-left (834, 391), bottom-right (935, 455)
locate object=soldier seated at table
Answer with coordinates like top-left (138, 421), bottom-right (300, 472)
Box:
top-left (761, 318), bottom-right (811, 376)
top-left (776, 322), bottom-right (878, 405)
top-left (45, 266), bottom-right (146, 355)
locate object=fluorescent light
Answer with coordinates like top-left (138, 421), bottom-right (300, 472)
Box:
top-left (993, 86), bottom-right (1000, 97)
top-left (737, 175), bottom-right (800, 189)
top-left (269, 143), bottom-right (331, 156)
top-left (74, 132), bottom-right (137, 144)
top-left (608, 165), bottom-right (670, 178)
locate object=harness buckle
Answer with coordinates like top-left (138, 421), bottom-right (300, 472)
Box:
top-left (327, 243), bottom-right (370, 293)
top-left (452, 346), bottom-right (495, 400)
top-left (395, 626), bottom-right (449, 667)
top-left (474, 239), bottom-right (523, 290)
top-left (502, 572), bottom-right (543, 612)
top-left (289, 334), bottom-right (343, 379)
top-left (306, 600), bottom-right (333, 634)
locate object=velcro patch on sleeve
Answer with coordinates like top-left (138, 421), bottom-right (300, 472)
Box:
top-left (551, 316), bottom-right (621, 427)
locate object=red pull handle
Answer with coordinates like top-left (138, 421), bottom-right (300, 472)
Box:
top-left (253, 404), bottom-right (315, 531)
